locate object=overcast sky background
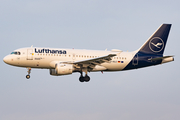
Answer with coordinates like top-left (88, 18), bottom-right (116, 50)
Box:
top-left (0, 0), bottom-right (180, 120)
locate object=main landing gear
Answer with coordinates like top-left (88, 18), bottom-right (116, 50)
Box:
top-left (79, 72), bottom-right (90, 82)
top-left (26, 68), bottom-right (31, 79)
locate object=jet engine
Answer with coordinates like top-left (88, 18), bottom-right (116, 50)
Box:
top-left (50, 63), bottom-right (74, 76)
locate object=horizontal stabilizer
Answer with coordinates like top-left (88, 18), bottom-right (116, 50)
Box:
top-left (148, 56), bottom-right (174, 63)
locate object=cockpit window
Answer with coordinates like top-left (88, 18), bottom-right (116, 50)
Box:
top-left (11, 51), bottom-right (21, 55)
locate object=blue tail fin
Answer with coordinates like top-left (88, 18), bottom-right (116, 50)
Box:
top-left (138, 24), bottom-right (171, 55)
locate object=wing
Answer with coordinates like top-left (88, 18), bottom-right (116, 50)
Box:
top-left (49, 54), bottom-right (116, 69)
top-left (69, 54), bottom-right (116, 69)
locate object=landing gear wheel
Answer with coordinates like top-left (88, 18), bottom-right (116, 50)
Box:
top-left (84, 75), bottom-right (90, 82)
top-left (26, 75), bottom-right (30, 79)
top-left (79, 76), bottom-right (84, 82)
top-left (26, 68), bottom-right (31, 79)
top-left (79, 70), bottom-right (90, 82)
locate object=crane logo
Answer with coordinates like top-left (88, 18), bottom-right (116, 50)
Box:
top-left (149, 37), bottom-right (164, 52)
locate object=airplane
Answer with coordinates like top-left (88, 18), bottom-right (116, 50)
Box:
top-left (3, 24), bottom-right (174, 82)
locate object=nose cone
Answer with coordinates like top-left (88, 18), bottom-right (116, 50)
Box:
top-left (3, 55), bottom-right (11, 64)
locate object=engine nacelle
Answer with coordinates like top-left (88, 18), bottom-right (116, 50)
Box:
top-left (49, 63), bottom-right (73, 76)
top-left (49, 69), bottom-right (58, 76)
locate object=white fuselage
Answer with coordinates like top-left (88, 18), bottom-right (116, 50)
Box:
top-left (4, 47), bottom-right (136, 71)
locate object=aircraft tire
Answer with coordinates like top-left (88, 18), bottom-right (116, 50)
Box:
top-left (84, 75), bottom-right (90, 82)
top-left (79, 76), bottom-right (84, 82)
top-left (26, 75), bottom-right (30, 79)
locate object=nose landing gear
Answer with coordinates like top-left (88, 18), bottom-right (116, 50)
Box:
top-left (26, 68), bottom-right (31, 79)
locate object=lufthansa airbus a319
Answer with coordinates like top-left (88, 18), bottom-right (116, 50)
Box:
top-left (3, 24), bottom-right (174, 82)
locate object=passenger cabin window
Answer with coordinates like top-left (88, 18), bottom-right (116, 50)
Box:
top-left (11, 51), bottom-right (21, 55)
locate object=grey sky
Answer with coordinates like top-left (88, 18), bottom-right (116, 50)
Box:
top-left (1, 0), bottom-right (180, 120)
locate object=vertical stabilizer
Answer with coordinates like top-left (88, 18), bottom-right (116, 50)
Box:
top-left (138, 24), bottom-right (171, 55)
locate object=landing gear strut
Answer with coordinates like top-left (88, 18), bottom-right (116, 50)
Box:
top-left (79, 72), bottom-right (90, 82)
top-left (26, 68), bottom-right (31, 79)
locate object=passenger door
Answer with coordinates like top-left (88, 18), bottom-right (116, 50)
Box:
top-left (27, 49), bottom-right (33, 60)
